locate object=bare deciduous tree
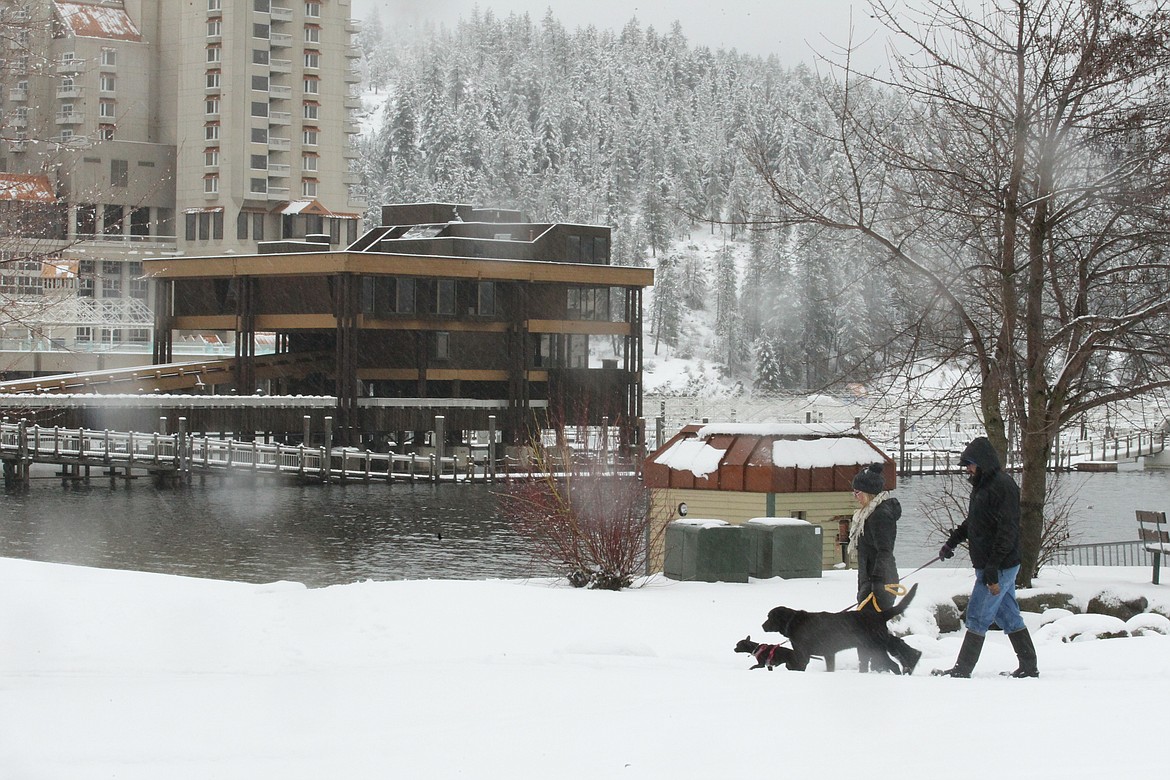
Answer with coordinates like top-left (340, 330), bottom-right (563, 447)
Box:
top-left (746, 0), bottom-right (1170, 584)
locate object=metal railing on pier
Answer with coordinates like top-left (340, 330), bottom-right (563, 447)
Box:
top-left (894, 430), bottom-right (1166, 475)
top-left (1048, 540), bottom-right (1155, 568)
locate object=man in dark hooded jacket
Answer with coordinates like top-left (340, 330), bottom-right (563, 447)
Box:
top-left (932, 436), bottom-right (1039, 678)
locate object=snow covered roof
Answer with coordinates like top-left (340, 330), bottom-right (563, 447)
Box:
top-left (0, 174), bottom-right (56, 203)
top-left (54, 1), bottom-right (143, 41)
top-left (643, 422), bottom-right (892, 493)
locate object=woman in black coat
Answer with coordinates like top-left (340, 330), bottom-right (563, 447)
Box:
top-left (850, 462), bottom-right (901, 611)
top-left (849, 463), bottom-right (920, 673)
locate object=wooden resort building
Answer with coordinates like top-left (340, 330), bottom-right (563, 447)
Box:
top-left (142, 203), bottom-right (654, 449)
top-left (643, 423), bottom-right (895, 569)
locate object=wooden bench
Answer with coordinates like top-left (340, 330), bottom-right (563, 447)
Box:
top-left (1136, 510), bottom-right (1169, 585)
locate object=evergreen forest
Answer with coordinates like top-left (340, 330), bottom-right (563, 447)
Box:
top-left (351, 9), bottom-right (917, 394)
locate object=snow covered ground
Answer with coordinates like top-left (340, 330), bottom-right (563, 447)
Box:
top-left (2, 557), bottom-right (1168, 779)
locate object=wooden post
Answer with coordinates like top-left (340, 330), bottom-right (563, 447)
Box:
top-left (488, 415), bottom-right (497, 482)
top-left (434, 415), bottom-right (445, 482)
top-left (323, 416), bottom-right (333, 483)
top-left (898, 417), bottom-right (907, 475)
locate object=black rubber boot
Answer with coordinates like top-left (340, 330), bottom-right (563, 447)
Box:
top-left (890, 639), bottom-right (922, 676)
top-left (932, 631), bottom-right (985, 678)
top-left (1002, 629), bottom-right (1039, 678)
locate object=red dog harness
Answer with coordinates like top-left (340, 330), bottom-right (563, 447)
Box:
top-left (753, 644), bottom-right (786, 667)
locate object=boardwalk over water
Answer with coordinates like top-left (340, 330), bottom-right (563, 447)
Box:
top-left (3, 418), bottom-right (1164, 490)
top-left (0, 420), bottom-right (630, 489)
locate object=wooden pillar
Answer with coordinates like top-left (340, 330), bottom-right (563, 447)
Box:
top-left (333, 273), bottom-right (360, 445)
top-left (152, 279), bottom-right (174, 365)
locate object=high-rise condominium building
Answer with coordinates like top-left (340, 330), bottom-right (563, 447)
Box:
top-left (0, 0), bottom-right (363, 375)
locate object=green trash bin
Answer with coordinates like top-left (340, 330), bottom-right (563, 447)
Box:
top-left (664, 519), bottom-right (750, 583)
top-left (744, 517), bottom-right (823, 579)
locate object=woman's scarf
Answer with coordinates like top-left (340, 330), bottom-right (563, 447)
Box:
top-left (848, 491), bottom-right (890, 552)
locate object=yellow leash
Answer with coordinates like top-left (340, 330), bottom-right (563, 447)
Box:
top-left (856, 583), bottom-right (909, 612)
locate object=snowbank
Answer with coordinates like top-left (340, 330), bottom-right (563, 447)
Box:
top-left (2, 558), bottom-right (1168, 779)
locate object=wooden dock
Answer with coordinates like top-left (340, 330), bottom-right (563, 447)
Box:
top-left (0, 420), bottom-right (568, 490)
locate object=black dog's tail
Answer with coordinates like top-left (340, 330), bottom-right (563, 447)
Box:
top-left (882, 582), bottom-right (918, 620)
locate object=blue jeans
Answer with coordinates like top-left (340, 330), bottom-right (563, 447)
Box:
top-left (965, 564), bottom-right (1026, 634)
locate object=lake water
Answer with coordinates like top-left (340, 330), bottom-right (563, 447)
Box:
top-left (1, 466), bottom-right (1166, 586)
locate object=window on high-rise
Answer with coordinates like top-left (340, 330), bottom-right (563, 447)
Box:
top-left (303, 102), bottom-right (318, 120)
top-left (100, 74), bottom-right (115, 92)
top-left (205, 149), bottom-right (219, 167)
top-left (302, 128), bottom-right (318, 145)
top-left (76, 204), bottom-right (98, 236)
top-left (99, 100), bottom-right (116, 119)
top-left (250, 154), bottom-right (268, 170)
top-left (254, 0), bottom-right (271, 11)
top-left (111, 159), bottom-right (128, 187)
top-left (251, 127), bottom-right (268, 143)
top-left (205, 98), bottom-right (220, 116)
top-left (208, 0), bottom-right (222, 10)
top-left (253, 23), bottom-right (270, 39)
top-left (207, 71), bottom-right (221, 89)
top-left (303, 77), bottom-right (318, 94)
top-left (103, 206), bottom-right (124, 237)
top-left (207, 19), bottom-right (221, 37)
top-left (253, 49), bottom-right (269, 65)
top-left (304, 26), bottom-right (320, 43)
top-left (205, 122), bottom-right (220, 141)
top-left (301, 179), bottom-right (317, 197)
top-left (251, 101), bottom-right (269, 117)
top-left (207, 45), bottom-right (221, 63)
top-left (302, 153), bottom-right (317, 172)
top-left (305, 2), bottom-right (320, 18)
top-left (101, 48), bottom-right (116, 67)
top-left (251, 74), bottom-right (269, 91)
top-left (205, 175), bottom-right (219, 194)
top-left (303, 51), bottom-right (319, 68)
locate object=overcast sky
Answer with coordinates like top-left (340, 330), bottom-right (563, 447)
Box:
top-left (351, 0), bottom-right (887, 67)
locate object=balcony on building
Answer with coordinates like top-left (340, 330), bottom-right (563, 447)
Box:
top-left (270, 5), bottom-right (293, 22)
top-left (269, 32), bottom-right (293, 47)
top-left (345, 45), bottom-right (361, 59)
top-left (268, 135), bottom-right (292, 152)
top-left (266, 186), bottom-right (290, 201)
top-left (56, 59), bottom-right (85, 74)
top-left (268, 163), bottom-right (291, 178)
top-left (344, 121), bottom-right (361, 134)
top-left (57, 85), bottom-right (83, 99)
top-left (344, 68), bottom-right (361, 83)
top-left (344, 95), bottom-right (362, 110)
top-left (269, 111), bottom-right (292, 125)
top-left (269, 84), bottom-right (292, 99)
top-left (9, 88), bottom-right (28, 101)
top-left (55, 111), bottom-right (85, 125)
top-left (270, 58), bottom-right (292, 73)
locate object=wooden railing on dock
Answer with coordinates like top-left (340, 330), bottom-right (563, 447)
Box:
top-left (0, 421), bottom-right (632, 489)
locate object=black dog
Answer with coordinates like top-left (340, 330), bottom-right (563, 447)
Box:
top-left (734, 635), bottom-right (796, 671)
top-left (761, 583), bottom-right (920, 673)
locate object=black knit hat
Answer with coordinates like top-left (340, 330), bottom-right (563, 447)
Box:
top-left (852, 463), bottom-right (885, 495)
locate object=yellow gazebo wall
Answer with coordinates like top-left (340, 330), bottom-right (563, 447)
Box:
top-left (648, 487), bottom-right (855, 574)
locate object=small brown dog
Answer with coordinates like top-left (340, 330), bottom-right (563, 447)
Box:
top-left (734, 635), bottom-right (796, 671)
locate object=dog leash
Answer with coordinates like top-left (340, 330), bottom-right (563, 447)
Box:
top-left (845, 555), bottom-right (942, 613)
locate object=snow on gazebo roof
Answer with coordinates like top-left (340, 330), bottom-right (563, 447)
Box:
top-left (643, 422), bottom-right (893, 494)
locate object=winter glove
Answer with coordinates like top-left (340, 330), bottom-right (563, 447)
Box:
top-left (938, 544), bottom-right (955, 560)
top-left (983, 566), bottom-right (999, 587)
